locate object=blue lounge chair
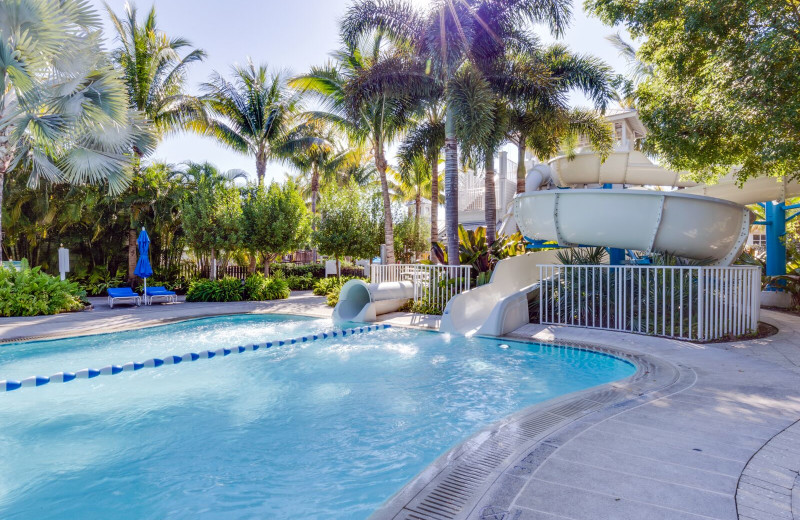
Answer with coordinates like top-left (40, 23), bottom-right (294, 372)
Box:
top-left (107, 287), bottom-right (141, 308)
top-left (145, 286), bottom-right (177, 305)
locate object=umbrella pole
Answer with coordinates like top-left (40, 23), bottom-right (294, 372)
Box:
top-left (144, 277), bottom-right (147, 306)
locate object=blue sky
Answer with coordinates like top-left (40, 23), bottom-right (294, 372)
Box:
top-left (93, 0), bottom-right (631, 184)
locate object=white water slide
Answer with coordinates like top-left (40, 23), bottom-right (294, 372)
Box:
top-left (440, 151), bottom-right (800, 336)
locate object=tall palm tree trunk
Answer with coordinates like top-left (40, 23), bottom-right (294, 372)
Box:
top-left (128, 229), bottom-right (137, 284)
top-left (415, 190), bottom-right (421, 231)
top-left (256, 153), bottom-right (267, 187)
top-left (444, 111), bottom-right (459, 266)
top-left (516, 133), bottom-right (528, 194)
top-left (127, 155), bottom-right (143, 285)
top-left (414, 191), bottom-right (421, 262)
top-left (0, 127), bottom-right (9, 263)
top-left (484, 151), bottom-right (497, 244)
top-left (375, 145), bottom-right (395, 264)
top-left (430, 157), bottom-right (439, 263)
top-left (311, 164), bottom-right (319, 263)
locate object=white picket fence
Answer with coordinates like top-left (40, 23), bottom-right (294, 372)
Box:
top-left (370, 264), bottom-right (472, 312)
top-left (538, 265), bottom-right (762, 341)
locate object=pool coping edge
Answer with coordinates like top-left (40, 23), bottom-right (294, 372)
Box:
top-left (369, 336), bottom-right (691, 520)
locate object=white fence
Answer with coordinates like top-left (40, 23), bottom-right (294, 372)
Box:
top-left (370, 264), bottom-right (472, 312)
top-left (538, 265), bottom-right (761, 341)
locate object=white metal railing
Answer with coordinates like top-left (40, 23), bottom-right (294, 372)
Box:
top-left (371, 264), bottom-right (472, 313)
top-left (538, 265), bottom-right (761, 341)
top-left (460, 187), bottom-right (484, 211)
top-left (458, 178), bottom-right (516, 212)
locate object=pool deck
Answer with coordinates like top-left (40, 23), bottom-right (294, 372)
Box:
top-left (1, 296), bottom-right (798, 520)
top-left (0, 292), bottom-right (440, 343)
top-left (379, 309), bottom-right (800, 520)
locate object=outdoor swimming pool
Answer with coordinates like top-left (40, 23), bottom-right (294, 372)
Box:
top-left (0, 314), bottom-right (635, 519)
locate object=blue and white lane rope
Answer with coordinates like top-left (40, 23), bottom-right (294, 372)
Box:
top-left (0, 324), bottom-right (392, 393)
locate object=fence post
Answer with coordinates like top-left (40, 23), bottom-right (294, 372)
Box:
top-left (751, 267), bottom-right (761, 331)
top-left (539, 265), bottom-right (544, 324)
top-left (697, 268), bottom-right (705, 341)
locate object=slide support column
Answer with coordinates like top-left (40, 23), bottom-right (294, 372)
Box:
top-left (765, 201), bottom-right (786, 277)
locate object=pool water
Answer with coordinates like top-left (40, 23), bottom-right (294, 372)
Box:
top-left (0, 314), bottom-right (635, 519)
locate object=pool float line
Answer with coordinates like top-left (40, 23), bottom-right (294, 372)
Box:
top-left (0, 324), bottom-right (392, 393)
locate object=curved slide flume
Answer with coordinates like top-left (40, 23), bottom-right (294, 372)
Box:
top-left (333, 280), bottom-right (414, 325)
top-left (439, 250), bottom-right (562, 336)
top-left (515, 189), bottom-right (754, 265)
top-left (445, 149), bottom-right (765, 335)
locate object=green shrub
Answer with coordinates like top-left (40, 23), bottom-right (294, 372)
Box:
top-left (285, 273), bottom-right (315, 290)
top-left (313, 276), bottom-right (341, 296)
top-left (271, 263), bottom-right (325, 279)
top-left (244, 273), bottom-right (290, 300)
top-left (410, 299), bottom-right (445, 316)
top-left (0, 260), bottom-right (86, 316)
top-left (326, 289), bottom-right (340, 307)
top-left (186, 277), bottom-right (243, 302)
top-left (263, 277), bottom-right (290, 300)
top-left (77, 265), bottom-right (126, 296)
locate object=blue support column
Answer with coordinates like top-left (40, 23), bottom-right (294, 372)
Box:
top-left (603, 183), bottom-right (626, 265)
top-left (765, 201), bottom-right (787, 276)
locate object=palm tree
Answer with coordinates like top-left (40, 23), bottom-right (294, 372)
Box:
top-left (291, 34), bottom-right (421, 264)
top-left (199, 62), bottom-right (300, 187)
top-left (0, 0), bottom-right (152, 263)
top-left (398, 105), bottom-right (445, 260)
top-left (606, 33), bottom-right (652, 109)
top-left (105, 1), bottom-right (205, 281)
top-left (282, 121), bottom-right (360, 262)
top-left (504, 44), bottom-right (614, 193)
top-left (341, 0), bottom-right (571, 265)
top-left (105, 2), bottom-right (207, 144)
top-left (392, 156), bottom-right (429, 232)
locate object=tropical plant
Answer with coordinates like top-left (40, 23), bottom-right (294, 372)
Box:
top-left (432, 225), bottom-right (525, 285)
top-left (282, 121), bottom-right (371, 261)
top-left (391, 155), bottom-right (435, 235)
top-left (312, 183), bottom-right (382, 274)
top-left (241, 180), bottom-right (310, 275)
top-left (198, 62), bottom-right (300, 186)
top-left (587, 0), bottom-right (800, 183)
top-left (503, 45), bottom-right (614, 193)
top-left (397, 107), bottom-right (445, 259)
top-left (180, 163), bottom-right (244, 273)
top-left (105, 2), bottom-right (205, 281)
top-left (455, 71), bottom-right (510, 244)
top-left (284, 273), bottom-right (315, 291)
top-left (555, 247), bottom-right (608, 265)
top-left (0, 260), bottom-right (86, 316)
top-left (243, 273), bottom-right (290, 300)
top-left (105, 2), bottom-right (206, 141)
top-left (312, 276), bottom-right (341, 296)
top-left (0, 0), bottom-right (153, 262)
top-left (340, 0), bottom-right (572, 264)
top-left (605, 33), bottom-right (652, 110)
top-left (291, 32), bottom-right (424, 264)
top-left (80, 265), bottom-right (126, 296)
top-left (185, 276), bottom-right (243, 302)
top-left (393, 214), bottom-right (430, 263)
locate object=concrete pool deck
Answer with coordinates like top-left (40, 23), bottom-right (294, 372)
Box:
top-left (0, 296), bottom-right (798, 520)
top-left (0, 292), bottom-right (440, 343)
top-left (380, 310), bottom-right (800, 520)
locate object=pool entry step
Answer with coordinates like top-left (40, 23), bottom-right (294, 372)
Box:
top-left (0, 324), bottom-right (392, 392)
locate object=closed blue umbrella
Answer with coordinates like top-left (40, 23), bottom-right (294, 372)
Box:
top-left (134, 228), bottom-right (153, 303)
